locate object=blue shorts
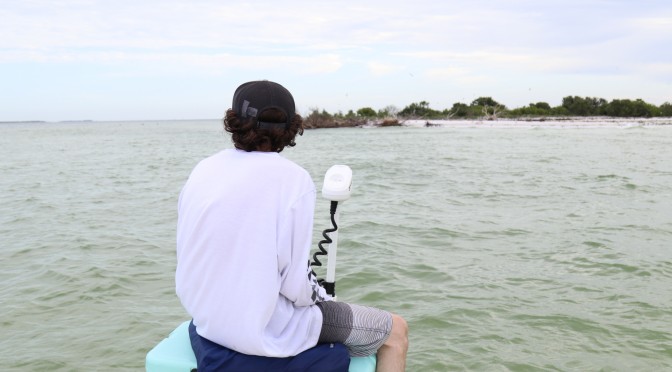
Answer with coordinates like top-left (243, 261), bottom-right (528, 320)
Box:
top-left (188, 321), bottom-right (350, 372)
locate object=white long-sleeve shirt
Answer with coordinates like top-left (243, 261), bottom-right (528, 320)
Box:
top-left (175, 149), bottom-right (331, 357)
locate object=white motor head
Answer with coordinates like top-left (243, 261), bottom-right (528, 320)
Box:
top-left (321, 165), bottom-right (353, 202)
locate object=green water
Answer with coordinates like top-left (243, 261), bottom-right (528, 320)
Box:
top-left (1, 121), bottom-right (671, 371)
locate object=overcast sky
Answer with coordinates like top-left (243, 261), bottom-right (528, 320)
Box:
top-left (1, 0), bottom-right (671, 121)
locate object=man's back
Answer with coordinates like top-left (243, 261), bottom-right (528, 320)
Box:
top-left (176, 148), bottom-right (328, 357)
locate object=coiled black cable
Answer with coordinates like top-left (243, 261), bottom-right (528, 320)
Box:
top-left (310, 201), bottom-right (339, 280)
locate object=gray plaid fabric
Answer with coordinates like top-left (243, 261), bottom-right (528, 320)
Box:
top-left (316, 301), bottom-right (393, 357)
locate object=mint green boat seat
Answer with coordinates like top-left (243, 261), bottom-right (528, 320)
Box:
top-left (146, 321), bottom-right (376, 372)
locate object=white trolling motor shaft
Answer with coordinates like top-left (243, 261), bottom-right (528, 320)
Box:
top-left (320, 165), bottom-right (353, 297)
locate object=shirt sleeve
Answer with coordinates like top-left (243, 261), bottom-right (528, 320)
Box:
top-left (278, 189), bottom-right (332, 306)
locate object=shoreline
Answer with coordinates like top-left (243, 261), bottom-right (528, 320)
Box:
top-left (1, 117), bottom-right (671, 128)
top-left (402, 117), bottom-right (672, 129)
top-left (305, 115), bottom-right (672, 129)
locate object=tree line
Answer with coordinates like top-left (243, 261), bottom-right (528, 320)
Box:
top-left (303, 96), bottom-right (672, 128)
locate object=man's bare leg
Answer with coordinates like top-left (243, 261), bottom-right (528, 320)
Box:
top-left (376, 314), bottom-right (408, 372)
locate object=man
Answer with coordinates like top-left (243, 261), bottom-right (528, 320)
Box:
top-left (176, 80), bottom-right (408, 371)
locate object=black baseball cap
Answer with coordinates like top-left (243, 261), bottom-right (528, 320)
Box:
top-left (232, 80), bottom-right (295, 130)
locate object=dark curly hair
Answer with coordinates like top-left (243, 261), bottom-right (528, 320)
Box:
top-left (223, 109), bottom-right (304, 153)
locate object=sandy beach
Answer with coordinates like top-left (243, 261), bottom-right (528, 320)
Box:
top-left (402, 117), bottom-right (672, 129)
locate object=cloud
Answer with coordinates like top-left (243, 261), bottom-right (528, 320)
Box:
top-left (637, 62), bottom-right (672, 83)
top-left (0, 49), bottom-right (343, 77)
top-left (0, 1), bottom-right (397, 51)
top-left (367, 61), bottom-right (404, 77)
top-left (395, 50), bottom-right (589, 75)
top-left (630, 16), bottom-right (672, 32)
top-left (424, 66), bottom-right (490, 84)
top-left (2, 0), bottom-right (672, 121)
top-left (3, 1), bottom-right (669, 75)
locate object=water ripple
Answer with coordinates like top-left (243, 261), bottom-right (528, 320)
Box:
top-left (2, 122), bottom-right (672, 370)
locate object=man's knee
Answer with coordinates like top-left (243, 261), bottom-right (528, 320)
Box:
top-left (388, 314), bottom-right (409, 351)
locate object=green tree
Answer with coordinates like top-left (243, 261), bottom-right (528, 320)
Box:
top-left (508, 102), bottom-right (554, 116)
top-left (449, 102), bottom-right (470, 117)
top-left (470, 97), bottom-right (500, 107)
top-left (532, 102), bottom-right (551, 110)
top-left (304, 108), bottom-right (335, 128)
top-left (469, 97), bottom-right (506, 119)
top-left (356, 107), bottom-right (377, 118)
top-left (399, 101), bottom-right (441, 118)
top-left (378, 105), bottom-right (399, 118)
top-left (603, 99), bottom-right (659, 117)
top-left (561, 96), bottom-right (607, 116)
top-left (562, 96), bottom-right (586, 115)
top-left (659, 102), bottom-right (672, 117)
top-left (550, 106), bottom-right (570, 116)
top-left (509, 106), bottom-right (546, 116)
